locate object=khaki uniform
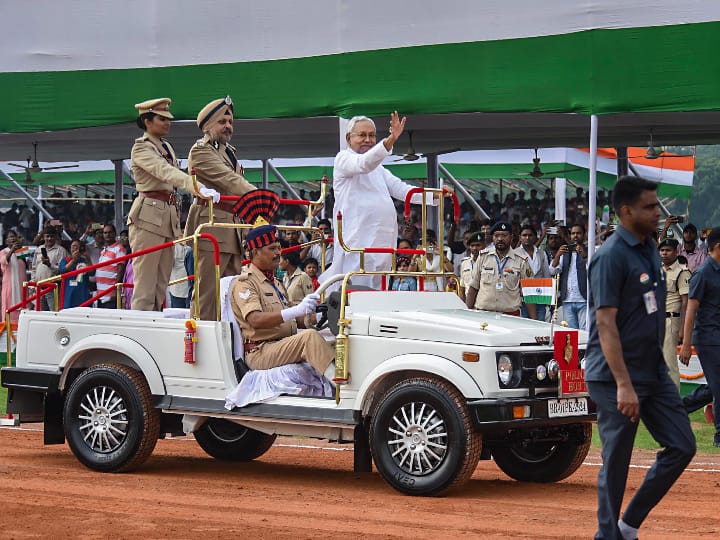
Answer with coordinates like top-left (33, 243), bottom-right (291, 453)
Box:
top-left (128, 134), bottom-right (194, 311)
top-left (662, 260), bottom-right (690, 389)
top-left (459, 256), bottom-right (476, 296)
top-left (468, 248), bottom-right (532, 314)
top-left (184, 134), bottom-right (255, 320)
top-left (283, 267), bottom-right (314, 305)
top-left (230, 264), bottom-right (334, 374)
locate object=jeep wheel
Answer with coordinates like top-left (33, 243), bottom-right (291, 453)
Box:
top-left (194, 418), bottom-right (276, 461)
top-left (63, 364), bottom-right (160, 472)
top-left (370, 377), bottom-right (481, 496)
top-left (490, 423), bottom-right (592, 483)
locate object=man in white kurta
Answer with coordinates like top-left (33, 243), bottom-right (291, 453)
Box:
top-left (320, 112), bottom-right (431, 290)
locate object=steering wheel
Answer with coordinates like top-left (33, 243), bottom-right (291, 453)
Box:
top-left (315, 303), bottom-right (329, 330)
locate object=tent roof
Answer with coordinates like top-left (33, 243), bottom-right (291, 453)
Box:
top-left (1, 111), bottom-right (719, 163)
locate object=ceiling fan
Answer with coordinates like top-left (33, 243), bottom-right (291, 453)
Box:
top-left (8, 142), bottom-right (79, 182)
top-left (634, 130), bottom-right (695, 160)
top-left (513, 148), bottom-right (581, 179)
top-left (394, 130), bottom-right (460, 162)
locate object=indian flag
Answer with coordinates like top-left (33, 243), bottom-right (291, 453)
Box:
top-left (521, 278), bottom-right (556, 305)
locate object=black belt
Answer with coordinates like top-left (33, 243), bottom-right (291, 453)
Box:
top-left (666, 312), bottom-right (681, 318)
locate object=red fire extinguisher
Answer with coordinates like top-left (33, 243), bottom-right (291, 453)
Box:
top-left (184, 320), bottom-right (197, 364)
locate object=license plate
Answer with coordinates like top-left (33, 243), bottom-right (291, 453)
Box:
top-left (548, 397), bottom-right (588, 418)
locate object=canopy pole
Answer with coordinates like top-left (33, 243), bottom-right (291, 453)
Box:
top-left (0, 169), bottom-right (71, 240)
top-left (37, 186), bottom-right (44, 234)
top-left (113, 160), bottom-right (124, 233)
top-left (438, 163), bottom-right (489, 220)
top-left (267, 160), bottom-right (301, 200)
top-left (588, 115), bottom-right (598, 261)
top-left (262, 159), bottom-right (269, 189)
top-left (586, 115), bottom-right (599, 331)
top-left (426, 154), bottom-right (440, 236)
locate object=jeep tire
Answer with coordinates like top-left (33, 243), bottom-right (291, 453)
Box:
top-left (63, 363), bottom-right (160, 472)
top-left (194, 418), bottom-right (276, 461)
top-left (370, 377), bottom-right (482, 496)
top-left (490, 423), bottom-right (592, 482)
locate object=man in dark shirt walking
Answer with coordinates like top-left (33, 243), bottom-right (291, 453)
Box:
top-left (680, 227), bottom-right (720, 446)
top-left (584, 176), bottom-right (695, 540)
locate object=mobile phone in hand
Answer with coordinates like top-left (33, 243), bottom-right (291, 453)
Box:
top-left (41, 247), bottom-right (48, 259)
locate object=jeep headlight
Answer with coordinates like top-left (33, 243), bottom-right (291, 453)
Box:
top-left (497, 354), bottom-right (514, 386)
top-left (546, 359), bottom-right (559, 380)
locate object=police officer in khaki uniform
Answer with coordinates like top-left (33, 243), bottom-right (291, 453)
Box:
top-left (465, 221), bottom-right (535, 317)
top-left (230, 223), bottom-right (335, 376)
top-left (659, 237), bottom-right (691, 389)
top-left (128, 97), bottom-right (220, 311)
top-left (184, 96), bottom-right (256, 320)
top-left (459, 231), bottom-right (484, 301)
top-left (279, 249), bottom-right (315, 304)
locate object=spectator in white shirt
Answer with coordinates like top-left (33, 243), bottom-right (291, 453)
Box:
top-left (515, 226), bottom-right (551, 320)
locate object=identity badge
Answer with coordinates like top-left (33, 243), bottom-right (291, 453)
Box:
top-left (642, 290), bottom-right (658, 314)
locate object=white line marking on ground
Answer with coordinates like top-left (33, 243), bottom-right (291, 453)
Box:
top-left (584, 461), bottom-right (720, 473)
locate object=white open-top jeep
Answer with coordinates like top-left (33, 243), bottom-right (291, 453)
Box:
top-left (1, 186), bottom-right (596, 496)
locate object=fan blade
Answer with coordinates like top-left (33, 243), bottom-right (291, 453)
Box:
top-left (421, 147), bottom-right (461, 157)
top-left (540, 167), bottom-right (583, 176)
top-left (7, 163), bottom-right (28, 169)
top-left (42, 164), bottom-right (80, 171)
top-left (628, 153), bottom-right (694, 159)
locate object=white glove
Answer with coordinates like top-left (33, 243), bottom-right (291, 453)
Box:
top-left (281, 293), bottom-right (319, 322)
top-left (199, 186), bottom-right (221, 203)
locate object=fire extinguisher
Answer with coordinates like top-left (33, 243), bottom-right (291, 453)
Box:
top-left (184, 319), bottom-right (197, 364)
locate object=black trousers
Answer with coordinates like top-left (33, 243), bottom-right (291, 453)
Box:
top-left (587, 373), bottom-right (696, 539)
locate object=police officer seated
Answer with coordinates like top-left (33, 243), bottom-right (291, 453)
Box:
top-left (230, 222), bottom-right (335, 378)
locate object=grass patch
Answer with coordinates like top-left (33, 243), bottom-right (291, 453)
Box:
top-left (591, 409), bottom-right (719, 454)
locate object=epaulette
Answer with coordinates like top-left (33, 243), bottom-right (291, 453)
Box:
top-left (236, 273), bottom-right (251, 282)
top-left (194, 138), bottom-right (206, 148)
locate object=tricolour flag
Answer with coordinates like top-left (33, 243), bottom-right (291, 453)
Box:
top-left (521, 278), bottom-right (556, 305)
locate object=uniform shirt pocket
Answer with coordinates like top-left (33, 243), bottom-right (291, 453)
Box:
top-left (137, 198), bottom-right (164, 228)
top-left (480, 268), bottom-right (495, 284)
top-left (503, 269), bottom-right (521, 290)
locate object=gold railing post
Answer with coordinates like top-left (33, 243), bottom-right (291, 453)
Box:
top-left (5, 312), bottom-right (12, 367)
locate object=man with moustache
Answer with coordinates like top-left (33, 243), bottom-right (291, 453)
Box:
top-left (585, 176), bottom-right (695, 540)
top-left (185, 96), bottom-right (256, 320)
top-left (231, 223), bottom-right (334, 376)
top-left (319, 112), bottom-right (442, 290)
top-left (465, 221), bottom-right (535, 317)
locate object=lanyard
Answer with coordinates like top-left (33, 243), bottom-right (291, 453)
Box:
top-left (269, 280), bottom-right (289, 307)
top-left (494, 254), bottom-right (509, 278)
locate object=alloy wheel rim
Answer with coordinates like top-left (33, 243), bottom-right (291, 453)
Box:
top-left (387, 401), bottom-right (448, 475)
top-left (78, 385), bottom-right (129, 453)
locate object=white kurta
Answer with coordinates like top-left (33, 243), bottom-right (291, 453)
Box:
top-left (320, 141), bottom-right (426, 290)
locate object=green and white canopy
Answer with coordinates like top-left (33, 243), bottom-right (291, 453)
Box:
top-left (2, 0), bottom-right (719, 135)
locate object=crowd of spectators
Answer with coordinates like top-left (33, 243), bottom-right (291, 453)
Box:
top-left (0, 183), bottom-right (709, 321)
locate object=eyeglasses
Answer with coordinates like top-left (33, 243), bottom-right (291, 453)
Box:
top-left (350, 132), bottom-right (377, 139)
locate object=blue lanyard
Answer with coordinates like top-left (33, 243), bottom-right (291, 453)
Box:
top-left (495, 254), bottom-right (509, 277)
top-left (269, 279), bottom-right (289, 307)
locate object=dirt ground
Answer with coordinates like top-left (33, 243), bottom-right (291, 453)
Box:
top-left (0, 425), bottom-right (718, 539)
